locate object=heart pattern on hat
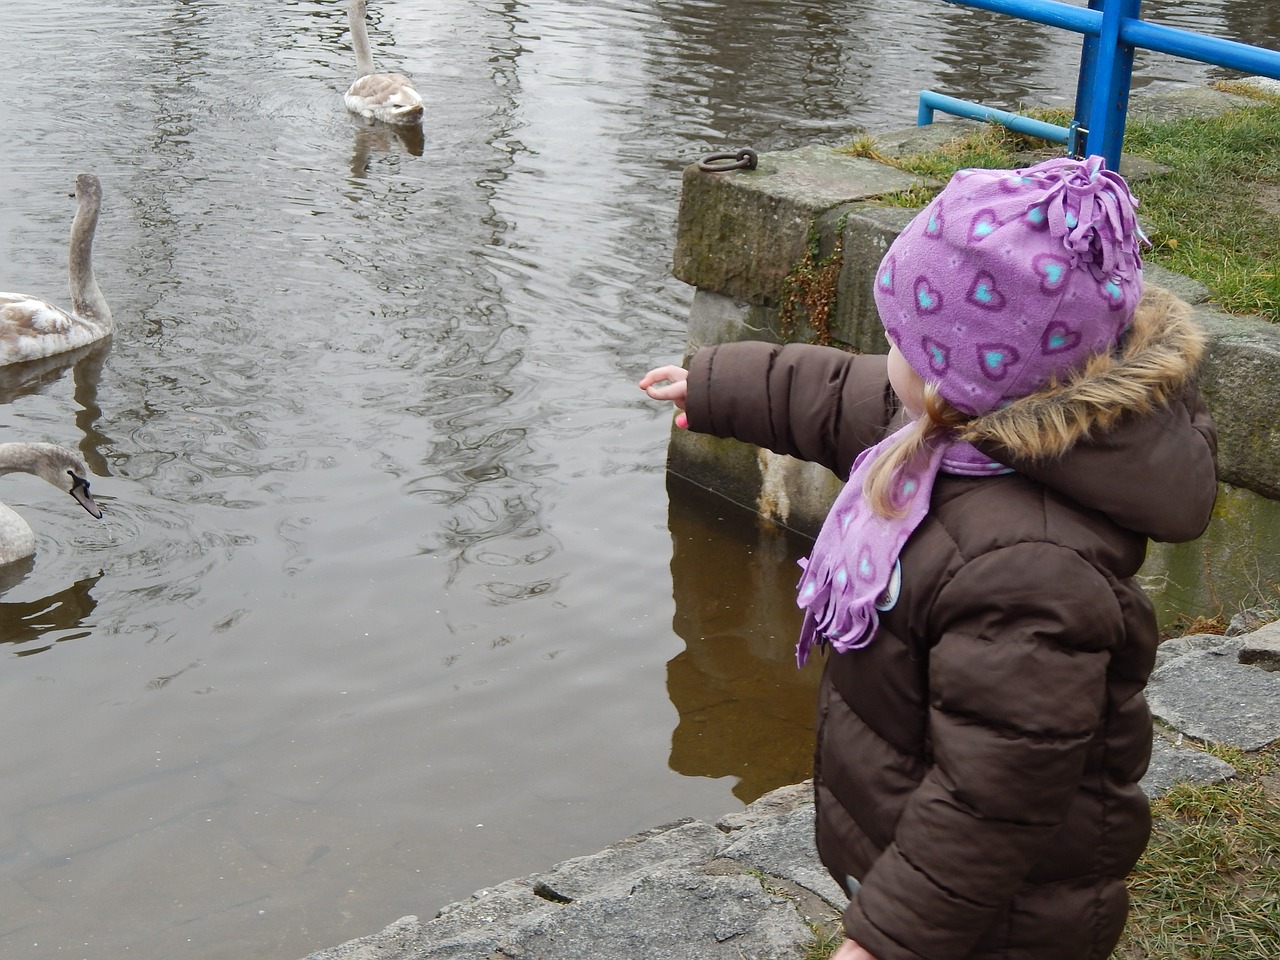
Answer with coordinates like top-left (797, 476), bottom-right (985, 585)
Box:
top-left (914, 278), bottom-right (943, 313)
top-left (1041, 321), bottom-right (1082, 354)
top-left (1033, 253), bottom-right (1071, 293)
top-left (925, 203), bottom-right (945, 237)
top-left (921, 336), bottom-right (951, 375)
top-left (968, 271), bottom-right (1006, 310)
top-left (970, 209), bottom-right (999, 239)
top-left (977, 343), bottom-right (1020, 381)
top-left (878, 257), bottom-right (895, 294)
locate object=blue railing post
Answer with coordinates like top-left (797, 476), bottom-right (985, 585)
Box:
top-left (1073, 0), bottom-right (1106, 158)
top-left (1080, 0), bottom-right (1141, 167)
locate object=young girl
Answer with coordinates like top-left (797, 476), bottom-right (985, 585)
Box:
top-left (640, 156), bottom-right (1218, 960)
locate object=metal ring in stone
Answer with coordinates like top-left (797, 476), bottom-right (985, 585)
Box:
top-left (697, 148), bottom-right (758, 172)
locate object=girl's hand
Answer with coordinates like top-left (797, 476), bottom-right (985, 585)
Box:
top-left (638, 365), bottom-right (690, 429)
top-left (828, 938), bottom-right (878, 960)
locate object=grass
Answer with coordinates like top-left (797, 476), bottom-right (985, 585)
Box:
top-left (1119, 744), bottom-right (1280, 959)
top-left (801, 923), bottom-right (844, 959)
top-left (842, 82), bottom-right (1280, 322)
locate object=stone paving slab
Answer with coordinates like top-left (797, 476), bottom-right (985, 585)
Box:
top-left (304, 786), bottom-right (837, 960)
top-left (1148, 641), bottom-right (1280, 752)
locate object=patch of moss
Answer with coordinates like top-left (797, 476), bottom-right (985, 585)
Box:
top-left (779, 230), bottom-right (843, 347)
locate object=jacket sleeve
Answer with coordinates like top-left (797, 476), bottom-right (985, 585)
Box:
top-left (844, 543), bottom-right (1123, 960)
top-left (685, 341), bottom-right (902, 480)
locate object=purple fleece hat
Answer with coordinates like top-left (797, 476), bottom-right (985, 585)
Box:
top-left (874, 155), bottom-right (1145, 415)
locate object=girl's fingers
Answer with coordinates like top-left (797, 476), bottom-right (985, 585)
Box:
top-left (643, 381), bottom-right (684, 402)
top-left (638, 365), bottom-right (687, 389)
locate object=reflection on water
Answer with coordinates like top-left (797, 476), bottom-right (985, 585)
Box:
top-left (0, 343), bottom-right (106, 406)
top-left (0, 341), bottom-right (115, 478)
top-left (665, 475), bottom-right (820, 803)
top-left (0, 572), bottom-right (102, 656)
top-left (349, 120), bottom-right (426, 178)
top-left (0, 1), bottom-right (1276, 959)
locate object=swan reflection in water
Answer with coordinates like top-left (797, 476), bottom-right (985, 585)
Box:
top-left (0, 339), bottom-right (109, 405)
top-left (349, 121), bottom-right (425, 178)
top-left (0, 569), bottom-right (103, 657)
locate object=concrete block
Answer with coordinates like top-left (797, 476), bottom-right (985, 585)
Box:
top-left (686, 289), bottom-right (780, 355)
top-left (832, 204), bottom-right (917, 353)
top-left (673, 146), bottom-right (924, 306)
top-left (1239, 620), bottom-right (1280, 671)
top-left (1143, 263), bottom-right (1212, 305)
top-left (1142, 736), bottom-right (1236, 798)
top-left (668, 428), bottom-right (841, 538)
top-left (870, 121), bottom-right (980, 159)
top-left (1229, 600), bottom-right (1280, 636)
top-left (1194, 308), bottom-right (1280, 499)
top-left (1236, 76), bottom-right (1280, 98)
top-left (1126, 86), bottom-right (1253, 124)
top-left (1148, 649), bottom-right (1280, 751)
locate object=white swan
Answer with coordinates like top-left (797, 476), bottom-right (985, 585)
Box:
top-left (344, 0), bottom-right (424, 126)
top-left (0, 442), bottom-right (103, 566)
top-left (0, 174), bottom-right (112, 367)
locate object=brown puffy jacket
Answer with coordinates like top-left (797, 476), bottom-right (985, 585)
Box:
top-left (682, 288), bottom-right (1218, 960)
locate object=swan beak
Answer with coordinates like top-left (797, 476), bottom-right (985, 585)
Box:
top-left (68, 471), bottom-right (104, 519)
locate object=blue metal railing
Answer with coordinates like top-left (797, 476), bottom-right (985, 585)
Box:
top-left (917, 0), bottom-right (1280, 169)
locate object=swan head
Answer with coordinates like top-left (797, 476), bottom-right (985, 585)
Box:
top-left (0, 442), bottom-right (104, 566)
top-left (74, 173), bottom-right (102, 205)
top-left (68, 471), bottom-right (103, 519)
top-left (387, 97), bottom-right (424, 125)
top-left (0, 442), bottom-right (104, 520)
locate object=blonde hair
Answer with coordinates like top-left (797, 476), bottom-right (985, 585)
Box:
top-left (862, 385), bottom-right (968, 519)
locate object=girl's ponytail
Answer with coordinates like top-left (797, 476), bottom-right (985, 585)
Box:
top-left (863, 387), bottom-right (969, 518)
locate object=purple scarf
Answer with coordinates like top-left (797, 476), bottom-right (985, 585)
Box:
top-left (794, 426), bottom-right (1009, 667)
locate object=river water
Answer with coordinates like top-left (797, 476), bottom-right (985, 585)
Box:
top-left (0, 2), bottom-right (1274, 958)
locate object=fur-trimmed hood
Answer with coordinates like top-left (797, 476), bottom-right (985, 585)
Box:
top-left (966, 284), bottom-right (1217, 542)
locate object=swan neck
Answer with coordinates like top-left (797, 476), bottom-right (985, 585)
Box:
top-left (0, 443), bottom-right (29, 477)
top-left (0, 442), bottom-right (78, 486)
top-left (349, 0), bottom-right (376, 77)
top-left (68, 187), bottom-right (111, 327)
